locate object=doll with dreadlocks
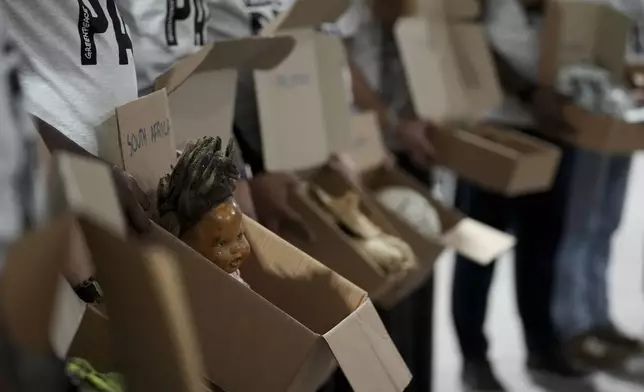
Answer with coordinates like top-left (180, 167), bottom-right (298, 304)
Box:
top-left (157, 136), bottom-right (251, 285)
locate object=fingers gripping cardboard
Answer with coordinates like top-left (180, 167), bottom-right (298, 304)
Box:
top-left (153, 37), bottom-right (295, 147)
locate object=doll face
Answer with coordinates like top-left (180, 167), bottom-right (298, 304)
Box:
top-left (181, 199), bottom-right (251, 274)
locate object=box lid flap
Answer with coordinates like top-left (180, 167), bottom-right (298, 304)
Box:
top-left (0, 217), bottom-right (74, 354)
top-left (395, 18), bottom-right (502, 125)
top-left (81, 220), bottom-right (205, 392)
top-left (323, 300), bottom-right (411, 391)
top-left (114, 90), bottom-right (176, 193)
top-left (441, 218), bottom-right (515, 264)
top-left (540, 0), bottom-right (631, 85)
top-left (344, 111), bottom-right (388, 172)
top-left (261, 0), bottom-right (351, 35)
top-left (48, 153), bottom-right (126, 238)
top-left (155, 37), bottom-right (295, 94)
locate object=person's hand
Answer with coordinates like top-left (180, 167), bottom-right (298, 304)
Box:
top-left (250, 172), bottom-right (312, 240)
top-left (395, 120), bottom-right (435, 170)
top-left (111, 166), bottom-right (152, 234)
top-left (530, 87), bottom-right (570, 134)
top-left (234, 179), bottom-right (258, 220)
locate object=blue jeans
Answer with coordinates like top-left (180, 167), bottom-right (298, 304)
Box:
top-left (552, 151), bottom-right (632, 340)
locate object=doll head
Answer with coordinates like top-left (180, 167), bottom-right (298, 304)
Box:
top-left (157, 137), bottom-right (250, 273)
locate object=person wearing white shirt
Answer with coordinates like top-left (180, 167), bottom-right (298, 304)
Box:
top-left (119, 0), bottom-right (210, 94)
top-left (0, 18), bottom-right (40, 275)
top-left (0, 0), bottom-right (153, 303)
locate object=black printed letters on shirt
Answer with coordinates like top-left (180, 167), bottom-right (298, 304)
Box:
top-left (77, 0), bottom-right (133, 65)
top-left (166, 0), bottom-right (207, 46)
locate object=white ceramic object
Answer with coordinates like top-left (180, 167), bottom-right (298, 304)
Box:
top-left (376, 186), bottom-right (443, 239)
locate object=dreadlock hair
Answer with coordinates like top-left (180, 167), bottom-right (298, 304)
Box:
top-left (157, 136), bottom-right (240, 237)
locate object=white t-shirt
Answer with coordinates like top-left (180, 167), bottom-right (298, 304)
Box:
top-left (0, 0), bottom-right (138, 155)
top-left (0, 20), bottom-right (40, 271)
top-left (483, 0), bottom-right (541, 128)
top-left (207, 0), bottom-right (253, 40)
top-left (119, 0), bottom-right (210, 93)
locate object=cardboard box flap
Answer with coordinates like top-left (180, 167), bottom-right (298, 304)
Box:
top-left (242, 217), bottom-right (367, 334)
top-left (144, 223), bottom-right (320, 392)
top-left (48, 153), bottom-right (126, 238)
top-left (324, 300), bottom-right (412, 392)
top-left (344, 112), bottom-right (388, 172)
top-left (0, 217), bottom-right (73, 354)
top-left (449, 23), bottom-right (503, 122)
top-left (395, 18), bottom-right (502, 125)
top-left (261, 0), bottom-right (351, 35)
top-left (540, 0), bottom-right (631, 86)
top-left (98, 90), bottom-right (176, 194)
top-left (81, 219), bottom-right (205, 392)
top-left (441, 218), bottom-right (515, 264)
top-left (155, 37), bottom-right (296, 94)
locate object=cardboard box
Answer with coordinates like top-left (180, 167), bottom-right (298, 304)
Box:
top-left (432, 125), bottom-right (562, 196)
top-left (154, 37), bottom-right (294, 147)
top-left (81, 221), bottom-right (206, 392)
top-left (255, 0), bottom-right (353, 172)
top-left (400, 0), bottom-right (481, 21)
top-left (395, 19), bottom-right (561, 195)
top-left (99, 90), bottom-right (411, 391)
top-left (144, 219), bottom-right (411, 392)
top-left (283, 167), bottom-right (424, 308)
top-left (46, 153), bottom-right (212, 391)
top-left (346, 113), bottom-right (516, 266)
top-left (539, 0), bottom-right (644, 153)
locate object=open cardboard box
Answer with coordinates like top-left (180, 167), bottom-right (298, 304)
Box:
top-left (539, 0), bottom-right (644, 153)
top-left (47, 152), bottom-right (207, 391)
top-left (153, 36), bottom-right (294, 147)
top-left (433, 125), bottom-right (561, 196)
top-left (400, 0), bottom-right (480, 21)
top-left (98, 90), bottom-right (411, 391)
top-left (395, 17), bottom-right (562, 195)
top-left (255, 0), bottom-right (353, 172)
top-left (283, 166), bottom-right (421, 308)
top-left (346, 112), bottom-right (516, 267)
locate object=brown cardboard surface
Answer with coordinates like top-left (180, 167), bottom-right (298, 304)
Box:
top-left (255, 30), bottom-right (351, 172)
top-left (260, 0), bottom-right (350, 36)
top-left (154, 37), bottom-right (294, 147)
top-left (433, 125), bottom-right (562, 196)
top-left (400, 0), bottom-right (480, 20)
top-left (52, 278), bottom-right (114, 372)
top-left (81, 220), bottom-right (205, 392)
top-left (0, 217), bottom-right (73, 354)
top-left (282, 175), bottom-right (406, 305)
top-left (395, 20), bottom-right (562, 194)
top-left (538, 1), bottom-right (644, 152)
top-left (344, 114), bottom-right (515, 264)
top-left (143, 217), bottom-right (410, 391)
top-left (48, 153), bottom-right (126, 237)
top-left (98, 90), bottom-right (176, 193)
top-left (396, 19), bottom-right (502, 126)
top-left (556, 104), bottom-right (644, 153)
top-left (540, 0), bottom-right (631, 86)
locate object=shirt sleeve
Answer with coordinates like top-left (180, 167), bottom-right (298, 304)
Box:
top-left (0, 23), bottom-right (41, 270)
